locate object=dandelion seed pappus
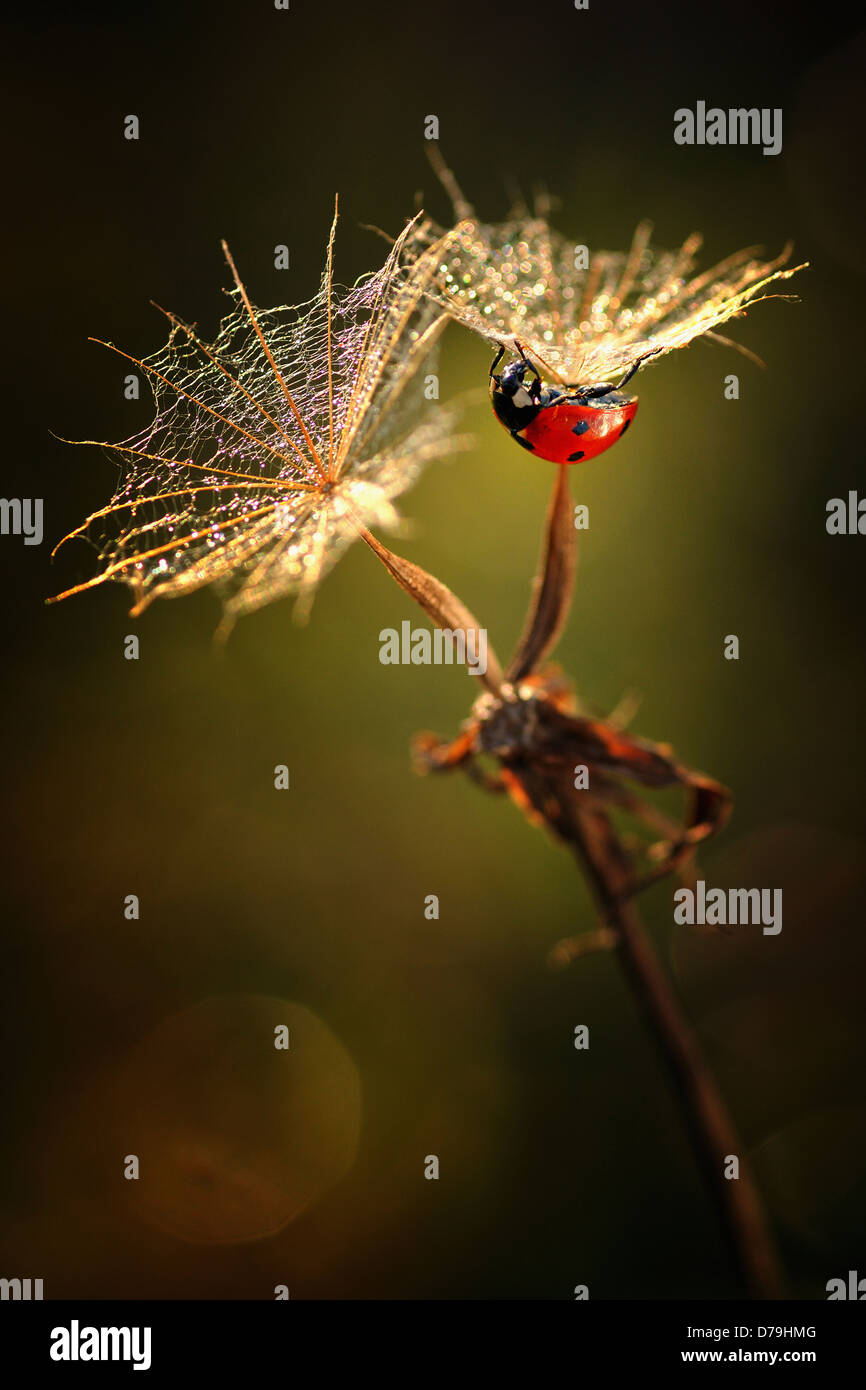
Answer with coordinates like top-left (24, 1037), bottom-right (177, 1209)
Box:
top-left (48, 200), bottom-right (471, 636)
top-left (404, 149), bottom-right (809, 468)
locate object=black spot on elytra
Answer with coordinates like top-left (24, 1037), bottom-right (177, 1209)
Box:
top-left (567, 450), bottom-right (585, 462)
top-left (514, 433), bottom-right (535, 451)
top-left (571, 420), bottom-right (590, 436)
top-left (619, 419), bottom-right (631, 436)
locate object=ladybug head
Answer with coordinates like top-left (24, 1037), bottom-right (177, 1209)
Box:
top-left (490, 354), bottom-right (543, 431)
top-left (498, 359), bottom-right (539, 400)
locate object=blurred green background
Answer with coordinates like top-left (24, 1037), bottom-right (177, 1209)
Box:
top-left (2, 0), bottom-right (865, 1299)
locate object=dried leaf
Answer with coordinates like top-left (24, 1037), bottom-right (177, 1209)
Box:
top-left (360, 528), bottom-right (503, 694)
top-left (506, 465), bottom-right (576, 682)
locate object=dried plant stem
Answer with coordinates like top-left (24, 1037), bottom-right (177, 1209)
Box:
top-left (505, 471), bottom-right (783, 1298)
top-left (359, 485), bottom-right (783, 1298)
top-left (561, 796), bottom-right (786, 1300)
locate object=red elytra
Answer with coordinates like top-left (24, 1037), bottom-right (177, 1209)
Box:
top-left (489, 343), bottom-right (658, 466)
top-left (507, 390), bottom-right (639, 465)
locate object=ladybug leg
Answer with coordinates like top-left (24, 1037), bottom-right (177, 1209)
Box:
top-left (615, 360), bottom-right (641, 391)
top-left (571, 381), bottom-right (615, 402)
top-left (489, 344), bottom-right (505, 379)
top-left (558, 375), bottom-right (618, 404)
top-left (514, 339), bottom-right (543, 397)
top-left (563, 347), bottom-right (666, 403)
top-left (614, 345), bottom-right (665, 390)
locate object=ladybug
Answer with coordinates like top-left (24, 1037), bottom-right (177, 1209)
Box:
top-left (489, 342), bottom-right (662, 464)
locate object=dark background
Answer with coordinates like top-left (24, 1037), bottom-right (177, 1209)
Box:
top-left (2, 0), bottom-right (865, 1298)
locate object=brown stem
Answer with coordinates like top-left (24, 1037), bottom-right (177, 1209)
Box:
top-left (362, 489), bottom-right (783, 1296)
top-left (564, 796), bottom-right (787, 1300)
